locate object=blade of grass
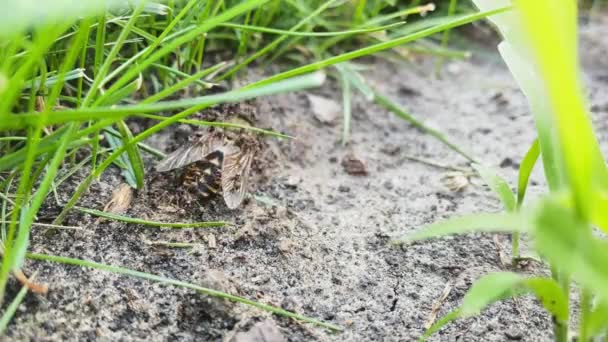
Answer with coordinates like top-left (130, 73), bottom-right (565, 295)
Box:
top-left (0, 282), bottom-right (29, 334)
top-left (26, 252), bottom-right (342, 332)
top-left (219, 0), bottom-right (341, 80)
top-left (392, 212), bottom-right (524, 245)
top-left (245, 6), bottom-right (511, 89)
top-left (517, 138), bottom-right (540, 207)
top-left (97, 0), bottom-right (271, 106)
top-left (116, 120), bottom-right (145, 189)
top-left (138, 114), bottom-right (293, 139)
top-left (472, 163), bottom-right (516, 212)
top-left (219, 21), bottom-right (405, 37)
top-left (1, 73), bottom-right (325, 129)
top-left (76, 207), bottom-right (226, 228)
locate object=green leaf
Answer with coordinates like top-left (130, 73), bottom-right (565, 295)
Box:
top-left (514, 0), bottom-right (602, 219)
top-left (460, 272), bottom-right (522, 317)
top-left (586, 301), bottom-right (608, 338)
top-left (473, 163), bottom-right (516, 212)
top-left (97, 74), bottom-right (143, 106)
top-left (517, 139), bottom-right (540, 207)
top-left (533, 198), bottom-right (608, 301)
top-left (116, 121), bottom-right (145, 189)
top-left (105, 130), bottom-right (137, 188)
top-left (422, 272), bottom-right (568, 340)
top-left (420, 309), bottom-right (460, 342)
top-left (0, 281), bottom-right (29, 334)
top-left (393, 212), bottom-right (524, 245)
top-left (520, 277), bottom-right (568, 323)
top-left (461, 273), bottom-right (567, 321)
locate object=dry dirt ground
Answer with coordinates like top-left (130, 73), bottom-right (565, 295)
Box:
top-left (6, 19), bottom-right (608, 342)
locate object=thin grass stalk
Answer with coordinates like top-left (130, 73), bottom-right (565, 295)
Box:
top-left (434, 0), bottom-right (458, 75)
top-left (219, 0), bottom-right (341, 80)
top-left (97, 0), bottom-right (270, 106)
top-left (246, 6), bottom-right (511, 89)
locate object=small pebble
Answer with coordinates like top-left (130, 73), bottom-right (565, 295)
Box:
top-left (338, 185), bottom-right (350, 193)
top-left (383, 180), bottom-right (394, 190)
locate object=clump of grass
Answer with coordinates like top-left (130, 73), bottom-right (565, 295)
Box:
top-left (0, 0), bottom-right (510, 336)
top-left (394, 1), bottom-right (608, 341)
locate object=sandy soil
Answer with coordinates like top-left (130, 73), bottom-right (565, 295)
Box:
top-left (6, 20), bottom-right (608, 342)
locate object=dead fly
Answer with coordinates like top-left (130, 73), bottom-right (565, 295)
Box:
top-left (156, 123), bottom-right (258, 209)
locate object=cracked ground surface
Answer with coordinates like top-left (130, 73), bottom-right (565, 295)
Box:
top-left (7, 20), bottom-right (608, 341)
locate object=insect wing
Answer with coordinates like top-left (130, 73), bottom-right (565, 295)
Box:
top-left (156, 132), bottom-right (223, 172)
top-left (221, 148), bottom-right (255, 209)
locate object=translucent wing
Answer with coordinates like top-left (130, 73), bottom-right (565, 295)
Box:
top-left (156, 132), bottom-right (225, 172)
top-left (221, 147), bottom-right (255, 209)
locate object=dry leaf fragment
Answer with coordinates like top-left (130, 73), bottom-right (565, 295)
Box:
top-left (103, 183), bottom-right (134, 215)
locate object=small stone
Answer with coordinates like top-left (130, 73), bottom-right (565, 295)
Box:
top-left (383, 180), bottom-right (394, 190)
top-left (278, 239), bottom-right (294, 254)
top-left (342, 153), bottom-right (368, 176)
top-left (231, 320), bottom-right (286, 342)
top-left (338, 185), bottom-right (350, 193)
top-left (280, 297), bottom-right (301, 312)
top-left (491, 92), bottom-right (509, 106)
top-left (284, 175), bottom-right (301, 188)
top-left (504, 328), bottom-right (523, 340)
top-left (207, 234), bottom-right (217, 249)
top-left (499, 157), bottom-right (518, 169)
top-left (380, 145), bottom-right (400, 156)
top-left (307, 94), bottom-right (340, 125)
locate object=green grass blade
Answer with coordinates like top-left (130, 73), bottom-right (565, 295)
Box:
top-left (0, 282), bottom-right (29, 334)
top-left (1, 72), bottom-right (326, 129)
top-left (421, 272), bottom-right (568, 340)
top-left (246, 6), bottom-right (511, 89)
top-left (104, 130), bottom-right (137, 188)
top-left (98, 0), bottom-right (271, 105)
top-left (373, 91), bottom-right (476, 163)
top-left (472, 163), bottom-right (516, 212)
top-left (334, 62), bottom-right (474, 160)
top-left (219, 21), bottom-right (405, 37)
top-left (97, 74), bottom-right (143, 106)
top-left (219, 0), bottom-right (341, 80)
top-left (514, 1), bottom-right (603, 219)
top-left (392, 212), bottom-right (525, 245)
top-left (533, 198), bottom-right (608, 300)
top-left (116, 121), bottom-right (145, 189)
top-left (339, 72), bottom-right (351, 145)
top-left (460, 272), bottom-right (523, 317)
top-left (76, 207), bottom-right (226, 228)
top-left (587, 302), bottom-right (608, 338)
top-left (419, 309), bottom-right (460, 342)
top-left (83, 2), bottom-right (146, 107)
top-left (26, 253), bottom-right (342, 332)
top-left (517, 139), bottom-right (540, 207)
top-left (139, 114), bottom-right (293, 139)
